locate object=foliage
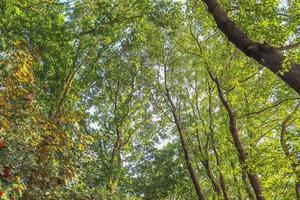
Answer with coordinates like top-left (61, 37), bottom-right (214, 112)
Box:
top-left (0, 0), bottom-right (299, 199)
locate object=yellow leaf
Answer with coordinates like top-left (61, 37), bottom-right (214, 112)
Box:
top-left (78, 143), bottom-right (86, 151)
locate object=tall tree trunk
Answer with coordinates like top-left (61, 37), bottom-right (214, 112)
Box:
top-left (107, 147), bottom-right (121, 196)
top-left (49, 66), bottom-right (79, 118)
top-left (202, 159), bottom-right (222, 197)
top-left (230, 161), bottom-right (255, 200)
top-left (193, 137), bottom-right (222, 197)
top-left (208, 83), bottom-right (229, 200)
top-left (202, 0), bottom-right (300, 95)
top-left (168, 98), bottom-right (205, 200)
top-left (164, 66), bottom-right (206, 200)
top-left (191, 80), bottom-right (222, 198)
top-left (174, 113), bottom-right (206, 200)
top-left (219, 173), bottom-right (229, 200)
top-left (208, 70), bottom-right (265, 200)
top-left (296, 181), bottom-right (300, 200)
top-left (242, 170), bottom-right (255, 200)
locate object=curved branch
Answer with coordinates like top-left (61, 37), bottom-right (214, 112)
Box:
top-left (277, 41), bottom-right (300, 51)
top-left (202, 0), bottom-right (300, 95)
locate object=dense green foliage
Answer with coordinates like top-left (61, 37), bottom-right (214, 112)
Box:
top-left (0, 0), bottom-right (299, 199)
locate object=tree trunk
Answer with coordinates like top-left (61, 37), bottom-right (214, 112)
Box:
top-left (202, 159), bottom-right (222, 197)
top-left (219, 174), bottom-right (229, 200)
top-left (106, 145), bottom-right (121, 196)
top-left (164, 66), bottom-right (206, 200)
top-left (178, 122), bottom-right (205, 199)
top-left (242, 170), bottom-right (255, 200)
top-left (106, 124), bottom-right (122, 196)
top-left (169, 99), bottom-right (206, 200)
top-left (208, 71), bottom-right (265, 200)
top-left (208, 83), bottom-right (229, 200)
top-left (202, 0), bottom-right (300, 95)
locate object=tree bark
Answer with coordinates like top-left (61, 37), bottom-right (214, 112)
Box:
top-left (106, 140), bottom-right (121, 196)
top-left (193, 133), bottom-right (222, 197)
top-left (164, 66), bottom-right (206, 200)
top-left (202, 159), bottom-right (222, 196)
top-left (242, 170), bottom-right (255, 200)
top-left (207, 83), bottom-right (229, 200)
top-left (172, 109), bottom-right (206, 200)
top-left (208, 137), bottom-right (229, 200)
top-left (208, 71), bottom-right (265, 200)
top-left (202, 0), bottom-right (300, 95)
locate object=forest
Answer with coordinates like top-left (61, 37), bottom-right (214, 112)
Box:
top-left (0, 0), bottom-right (299, 199)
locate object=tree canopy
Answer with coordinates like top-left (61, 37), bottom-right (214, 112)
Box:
top-left (0, 0), bottom-right (299, 199)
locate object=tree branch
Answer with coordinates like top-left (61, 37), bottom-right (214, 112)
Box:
top-left (277, 41), bottom-right (300, 51)
top-left (201, 0), bottom-right (300, 95)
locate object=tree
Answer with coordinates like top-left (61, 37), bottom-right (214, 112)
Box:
top-left (201, 0), bottom-right (300, 95)
top-left (0, 0), bottom-right (299, 199)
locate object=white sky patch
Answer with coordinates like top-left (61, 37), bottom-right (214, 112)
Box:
top-left (90, 122), bottom-right (100, 130)
top-left (278, 0), bottom-right (288, 9)
top-left (87, 106), bottom-right (97, 115)
top-left (172, 0), bottom-right (186, 2)
top-left (87, 106), bottom-right (101, 129)
top-left (155, 135), bottom-right (177, 149)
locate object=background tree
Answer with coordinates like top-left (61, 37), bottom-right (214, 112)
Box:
top-left (0, 0), bottom-right (299, 199)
